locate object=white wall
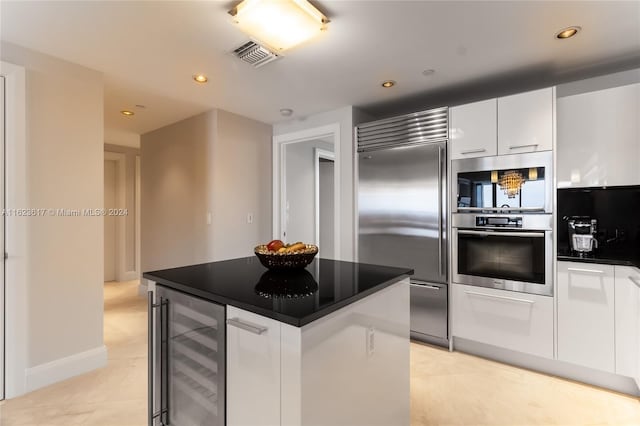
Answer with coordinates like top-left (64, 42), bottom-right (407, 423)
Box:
top-left (141, 109), bottom-right (272, 271)
top-left (556, 68), bottom-right (640, 98)
top-left (1, 42), bottom-right (105, 391)
top-left (273, 106), bottom-right (374, 261)
top-left (319, 160), bottom-right (335, 259)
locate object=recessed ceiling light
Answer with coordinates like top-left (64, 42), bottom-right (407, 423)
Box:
top-left (381, 80), bottom-right (396, 88)
top-left (422, 69), bottom-right (435, 77)
top-left (280, 108), bottom-right (294, 117)
top-left (193, 74), bottom-right (208, 83)
top-left (135, 104), bottom-right (146, 109)
top-left (120, 110), bottom-right (134, 116)
top-left (555, 26), bottom-right (581, 39)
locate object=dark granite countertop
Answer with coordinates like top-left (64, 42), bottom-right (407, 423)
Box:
top-left (143, 257), bottom-right (413, 327)
top-left (557, 250), bottom-right (640, 269)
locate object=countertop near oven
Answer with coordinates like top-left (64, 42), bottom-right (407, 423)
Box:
top-left (557, 249), bottom-right (640, 268)
top-left (143, 257), bottom-right (413, 327)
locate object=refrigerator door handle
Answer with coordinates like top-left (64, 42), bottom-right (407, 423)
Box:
top-left (437, 146), bottom-right (443, 277)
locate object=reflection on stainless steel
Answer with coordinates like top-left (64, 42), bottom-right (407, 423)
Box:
top-left (451, 152), bottom-right (553, 214)
top-left (357, 108), bottom-right (449, 347)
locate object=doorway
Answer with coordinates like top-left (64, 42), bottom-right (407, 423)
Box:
top-left (315, 149), bottom-right (335, 259)
top-left (273, 124), bottom-right (340, 258)
top-left (0, 74), bottom-right (5, 400)
top-left (104, 159), bottom-right (117, 281)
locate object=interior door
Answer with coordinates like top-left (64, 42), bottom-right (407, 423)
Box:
top-left (104, 159), bottom-right (116, 281)
top-left (358, 142), bottom-right (446, 283)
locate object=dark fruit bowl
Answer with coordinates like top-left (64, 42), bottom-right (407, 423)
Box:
top-left (254, 244), bottom-right (318, 270)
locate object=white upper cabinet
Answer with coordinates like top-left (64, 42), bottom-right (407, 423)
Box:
top-left (614, 266), bottom-right (640, 380)
top-left (557, 262), bottom-right (616, 373)
top-left (557, 83), bottom-right (640, 188)
top-left (449, 99), bottom-right (498, 160)
top-left (497, 87), bottom-right (554, 155)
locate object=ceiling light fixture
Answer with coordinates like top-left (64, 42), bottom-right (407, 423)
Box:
top-left (193, 74), bottom-right (208, 83)
top-left (280, 108), bottom-right (294, 117)
top-left (120, 110), bottom-right (135, 117)
top-left (555, 26), bottom-right (581, 39)
top-left (381, 80), bottom-right (396, 88)
top-left (422, 69), bottom-right (435, 77)
top-left (228, 0), bottom-right (329, 52)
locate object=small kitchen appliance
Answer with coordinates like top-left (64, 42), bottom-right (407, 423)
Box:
top-left (567, 216), bottom-right (598, 255)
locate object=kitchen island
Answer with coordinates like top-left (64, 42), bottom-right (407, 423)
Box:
top-left (144, 257), bottom-right (412, 426)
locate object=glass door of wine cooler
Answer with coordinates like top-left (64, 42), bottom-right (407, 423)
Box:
top-left (151, 285), bottom-right (225, 426)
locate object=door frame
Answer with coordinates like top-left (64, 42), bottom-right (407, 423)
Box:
top-left (104, 152), bottom-right (126, 282)
top-left (272, 123), bottom-right (340, 259)
top-left (314, 148), bottom-right (335, 255)
top-left (1, 61), bottom-right (27, 398)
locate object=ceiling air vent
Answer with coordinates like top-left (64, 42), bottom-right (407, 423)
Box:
top-left (232, 40), bottom-right (280, 68)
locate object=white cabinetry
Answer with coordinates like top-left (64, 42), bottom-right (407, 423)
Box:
top-left (226, 306), bottom-right (281, 426)
top-left (449, 99), bottom-right (497, 160)
top-left (557, 262), bottom-right (615, 372)
top-left (497, 87), bottom-right (554, 155)
top-left (451, 284), bottom-right (554, 358)
top-left (615, 266), bottom-right (640, 383)
top-left (557, 83), bottom-right (640, 188)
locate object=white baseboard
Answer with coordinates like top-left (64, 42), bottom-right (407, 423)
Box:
top-left (25, 345), bottom-right (108, 393)
top-left (453, 337), bottom-right (640, 397)
top-left (122, 270), bottom-right (140, 282)
top-left (138, 279), bottom-right (149, 297)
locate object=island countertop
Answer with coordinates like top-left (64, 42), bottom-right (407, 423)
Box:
top-left (143, 257), bottom-right (413, 327)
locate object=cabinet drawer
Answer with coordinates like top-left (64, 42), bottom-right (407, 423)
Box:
top-left (451, 284), bottom-right (553, 358)
top-left (226, 306), bottom-right (281, 426)
top-left (557, 262), bottom-right (615, 372)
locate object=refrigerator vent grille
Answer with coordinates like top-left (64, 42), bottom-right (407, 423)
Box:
top-left (232, 41), bottom-right (280, 68)
top-left (357, 107), bottom-right (448, 152)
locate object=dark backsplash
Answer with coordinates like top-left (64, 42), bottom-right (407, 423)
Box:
top-left (557, 186), bottom-right (640, 261)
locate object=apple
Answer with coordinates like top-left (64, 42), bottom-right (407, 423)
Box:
top-left (266, 239), bottom-right (284, 252)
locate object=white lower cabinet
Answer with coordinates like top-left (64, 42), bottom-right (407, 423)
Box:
top-left (451, 284), bottom-right (554, 358)
top-left (614, 266), bottom-right (640, 382)
top-left (557, 262), bottom-right (615, 372)
top-left (226, 306), bottom-right (281, 426)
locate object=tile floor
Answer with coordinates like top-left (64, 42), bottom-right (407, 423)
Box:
top-left (0, 280), bottom-right (638, 425)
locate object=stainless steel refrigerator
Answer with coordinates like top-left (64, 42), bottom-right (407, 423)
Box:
top-left (357, 107), bottom-right (449, 347)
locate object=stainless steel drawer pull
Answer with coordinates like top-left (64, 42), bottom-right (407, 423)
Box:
top-left (411, 283), bottom-right (441, 290)
top-left (509, 143), bottom-right (539, 150)
top-left (461, 148), bottom-right (486, 155)
top-left (629, 276), bottom-right (640, 288)
top-left (464, 290), bottom-right (535, 305)
top-left (457, 230), bottom-right (545, 238)
top-left (227, 318), bottom-right (268, 335)
top-left (567, 267), bottom-right (605, 275)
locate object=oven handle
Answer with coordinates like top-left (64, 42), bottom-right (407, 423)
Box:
top-left (457, 229), bottom-right (545, 238)
top-left (457, 207), bottom-right (545, 213)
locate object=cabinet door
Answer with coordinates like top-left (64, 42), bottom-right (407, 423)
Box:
top-left (557, 262), bottom-right (615, 372)
top-left (498, 87), bottom-right (553, 155)
top-left (615, 266), bottom-right (640, 379)
top-left (227, 306), bottom-right (281, 426)
top-left (451, 284), bottom-right (554, 358)
top-left (450, 99), bottom-right (497, 160)
top-left (557, 83), bottom-right (640, 188)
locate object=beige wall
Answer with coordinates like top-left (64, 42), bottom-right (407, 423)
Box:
top-left (1, 43), bottom-right (104, 368)
top-left (141, 109), bottom-right (272, 271)
top-left (104, 144), bottom-right (140, 274)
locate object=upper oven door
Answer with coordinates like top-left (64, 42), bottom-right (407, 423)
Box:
top-left (451, 151), bottom-right (553, 214)
top-left (452, 227), bottom-right (553, 296)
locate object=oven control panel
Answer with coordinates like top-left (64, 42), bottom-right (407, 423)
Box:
top-left (476, 216), bottom-right (523, 228)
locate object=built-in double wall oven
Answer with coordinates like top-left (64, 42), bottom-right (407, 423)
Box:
top-left (451, 152), bottom-right (553, 296)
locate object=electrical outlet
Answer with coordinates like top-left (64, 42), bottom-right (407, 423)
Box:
top-left (247, 213), bottom-right (254, 224)
top-left (366, 326), bottom-right (375, 357)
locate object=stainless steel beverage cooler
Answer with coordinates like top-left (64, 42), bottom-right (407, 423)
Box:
top-left (148, 286), bottom-right (226, 426)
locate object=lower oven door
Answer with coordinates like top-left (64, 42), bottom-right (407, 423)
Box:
top-left (452, 228), bottom-right (553, 296)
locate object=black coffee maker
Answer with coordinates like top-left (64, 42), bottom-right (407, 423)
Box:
top-left (566, 216), bottom-right (598, 256)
